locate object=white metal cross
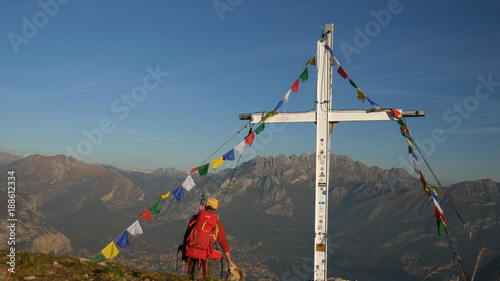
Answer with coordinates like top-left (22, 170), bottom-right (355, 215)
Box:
top-left (240, 23), bottom-right (425, 280)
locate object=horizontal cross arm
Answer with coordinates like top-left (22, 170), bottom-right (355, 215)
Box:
top-left (239, 109), bottom-right (425, 124)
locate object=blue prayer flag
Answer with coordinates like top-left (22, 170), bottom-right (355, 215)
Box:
top-left (405, 131), bottom-right (414, 142)
top-left (114, 231), bottom-right (129, 249)
top-left (172, 186), bottom-right (184, 201)
top-left (223, 149), bottom-right (235, 161)
top-left (428, 188), bottom-right (438, 201)
top-left (324, 44), bottom-right (334, 56)
top-left (409, 145), bottom-right (418, 160)
top-left (274, 100), bottom-right (283, 111)
top-left (367, 97), bottom-right (380, 107)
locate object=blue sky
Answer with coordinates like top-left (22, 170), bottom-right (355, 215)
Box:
top-left (1, 0), bottom-right (499, 186)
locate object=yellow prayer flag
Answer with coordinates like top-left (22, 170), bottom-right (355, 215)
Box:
top-left (306, 55), bottom-right (316, 66)
top-left (159, 191), bottom-right (171, 200)
top-left (424, 186), bottom-right (431, 198)
top-left (356, 88), bottom-right (366, 102)
top-left (211, 156), bottom-right (224, 170)
top-left (101, 242), bottom-right (119, 260)
top-left (264, 111), bottom-right (276, 121)
top-left (406, 138), bottom-right (413, 148)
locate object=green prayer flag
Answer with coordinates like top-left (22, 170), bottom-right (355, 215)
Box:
top-left (400, 126), bottom-right (407, 137)
top-left (348, 78), bottom-right (358, 89)
top-left (149, 199), bottom-right (162, 214)
top-left (356, 88), bottom-right (366, 102)
top-left (398, 117), bottom-right (406, 128)
top-left (198, 163), bottom-right (209, 176)
top-left (305, 56), bottom-right (316, 66)
top-left (299, 67), bottom-right (308, 82)
top-left (91, 253), bottom-right (104, 263)
top-left (255, 123), bottom-right (265, 134)
top-left (436, 219), bottom-right (444, 236)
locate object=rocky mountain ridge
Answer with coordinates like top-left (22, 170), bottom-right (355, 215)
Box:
top-left (0, 153), bottom-right (498, 280)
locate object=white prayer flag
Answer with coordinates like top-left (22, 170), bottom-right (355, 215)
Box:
top-left (182, 175), bottom-right (196, 191)
top-left (126, 220), bottom-right (143, 237)
top-left (331, 56), bottom-right (340, 68)
top-left (413, 158), bottom-right (421, 174)
top-left (283, 89), bottom-right (291, 102)
top-left (234, 140), bottom-right (246, 155)
top-left (432, 198), bottom-right (444, 215)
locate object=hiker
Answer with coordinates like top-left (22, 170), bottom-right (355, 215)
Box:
top-left (183, 197), bottom-right (237, 280)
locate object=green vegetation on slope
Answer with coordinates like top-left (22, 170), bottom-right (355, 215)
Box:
top-left (0, 250), bottom-right (221, 281)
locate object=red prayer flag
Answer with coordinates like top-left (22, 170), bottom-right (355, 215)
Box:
top-left (420, 172), bottom-right (425, 184)
top-left (139, 209), bottom-right (152, 221)
top-left (434, 207), bottom-right (446, 223)
top-left (291, 79), bottom-right (300, 92)
top-left (390, 109), bottom-right (402, 118)
top-left (337, 66), bottom-right (348, 79)
top-left (245, 131), bottom-right (255, 146)
top-left (190, 167), bottom-right (198, 174)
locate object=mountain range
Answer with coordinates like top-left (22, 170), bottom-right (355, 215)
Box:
top-left (0, 151), bottom-right (498, 281)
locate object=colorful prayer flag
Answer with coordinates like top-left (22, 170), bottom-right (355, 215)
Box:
top-left (337, 66), bottom-right (348, 79)
top-left (324, 44), bottom-right (334, 56)
top-left (413, 158), bottom-right (421, 174)
top-left (190, 167), bottom-right (198, 174)
top-left (428, 185), bottom-right (438, 200)
top-left (234, 140), bottom-right (246, 155)
top-left (211, 156), bottom-right (224, 170)
top-left (159, 191), bottom-right (171, 200)
top-left (330, 56), bottom-right (340, 68)
top-left (149, 199), bottom-right (162, 214)
top-left (264, 111), bottom-right (276, 121)
top-left (139, 209), bottom-right (152, 221)
top-left (409, 145), bottom-right (417, 160)
top-left (436, 219), bottom-right (445, 236)
top-left (348, 78), bottom-right (358, 89)
top-left (398, 117), bottom-right (407, 128)
top-left (172, 186), bottom-right (184, 201)
top-left (283, 89), bottom-right (291, 102)
top-left (419, 172), bottom-right (425, 185)
top-left (390, 109), bottom-right (402, 118)
top-left (367, 97), bottom-right (380, 109)
top-left (299, 67), bottom-right (308, 82)
top-left (126, 220), bottom-right (143, 237)
top-left (433, 199), bottom-right (445, 219)
top-left (274, 100), bottom-right (283, 111)
top-left (182, 175), bottom-right (196, 191)
top-left (223, 149), bottom-right (235, 161)
top-left (356, 88), bottom-right (366, 102)
top-left (198, 163), bottom-right (209, 176)
top-left (245, 131), bottom-right (255, 146)
top-left (305, 55), bottom-right (316, 66)
top-left (255, 123), bottom-right (265, 134)
top-left (114, 231), bottom-right (129, 249)
top-left (291, 78), bottom-right (300, 92)
top-left (91, 253), bottom-right (104, 263)
top-left (101, 242), bottom-right (119, 260)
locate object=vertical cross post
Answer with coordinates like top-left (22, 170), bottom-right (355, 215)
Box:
top-left (239, 23), bottom-right (424, 280)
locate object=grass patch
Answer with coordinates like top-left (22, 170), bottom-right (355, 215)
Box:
top-left (0, 250), bottom-right (222, 280)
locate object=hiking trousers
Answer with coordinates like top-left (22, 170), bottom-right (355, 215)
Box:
top-left (188, 258), bottom-right (216, 280)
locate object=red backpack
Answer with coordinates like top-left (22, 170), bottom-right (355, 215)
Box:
top-left (185, 210), bottom-right (222, 261)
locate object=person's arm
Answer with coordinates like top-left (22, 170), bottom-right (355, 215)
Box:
top-left (224, 251), bottom-right (236, 268)
top-left (217, 221), bottom-right (237, 268)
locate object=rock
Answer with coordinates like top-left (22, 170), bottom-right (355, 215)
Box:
top-left (52, 261), bottom-right (62, 268)
top-left (97, 261), bottom-right (107, 267)
top-left (23, 276), bottom-right (36, 280)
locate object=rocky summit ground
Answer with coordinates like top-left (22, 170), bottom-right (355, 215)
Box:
top-left (0, 250), bottom-right (222, 281)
